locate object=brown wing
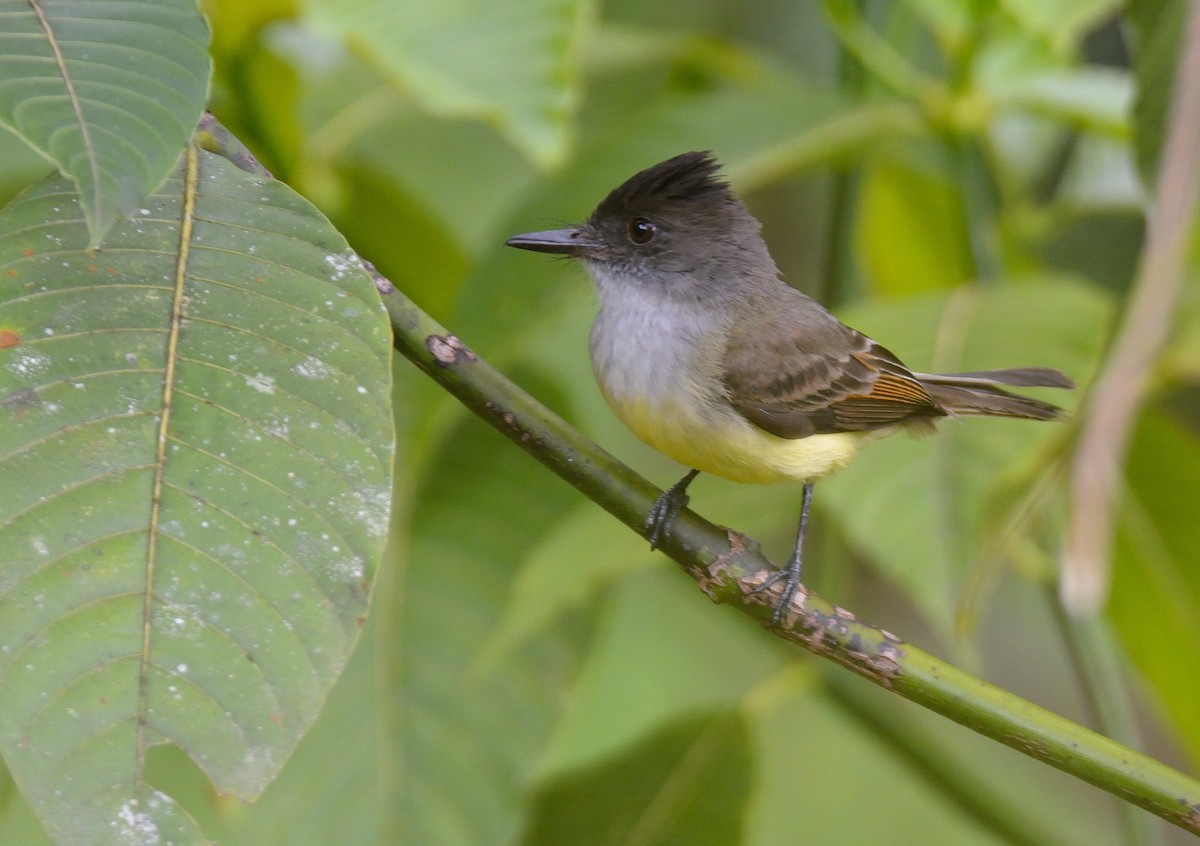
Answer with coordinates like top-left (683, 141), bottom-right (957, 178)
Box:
top-left (721, 293), bottom-right (946, 439)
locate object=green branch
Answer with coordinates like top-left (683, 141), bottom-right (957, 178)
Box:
top-left (379, 277), bottom-right (1200, 838)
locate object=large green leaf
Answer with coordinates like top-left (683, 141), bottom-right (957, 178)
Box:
top-left (0, 0), bottom-right (211, 245)
top-left (301, 0), bottom-right (592, 167)
top-left (0, 146), bottom-right (393, 845)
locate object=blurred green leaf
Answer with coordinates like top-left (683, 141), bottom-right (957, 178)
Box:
top-left (343, 112), bottom-right (539, 257)
top-left (821, 277), bottom-right (1111, 632)
top-left (333, 161), bottom-right (471, 320)
top-left (1126, 0), bottom-right (1185, 186)
top-left (745, 668), bottom-right (1116, 846)
top-left (0, 764), bottom-right (52, 846)
top-left (534, 567), bottom-right (787, 779)
top-left (855, 151), bottom-right (975, 294)
top-left (0, 148), bottom-right (393, 844)
top-left (209, 25), bottom-right (305, 181)
top-left (1000, 0), bottom-right (1121, 54)
top-left (1055, 134), bottom-right (1143, 210)
top-left (0, 128), bottom-right (53, 209)
top-left (0, 0), bottom-right (211, 245)
top-left (577, 41), bottom-right (861, 186)
top-left (480, 503), bottom-right (658, 671)
top-left (300, 0), bottom-right (593, 167)
top-left (1110, 408), bottom-right (1200, 768)
top-left (903, 0), bottom-right (984, 55)
top-left (993, 68), bottom-right (1133, 137)
top-left (375, 385), bottom-right (594, 846)
top-left (579, 22), bottom-right (698, 74)
top-left (202, 0), bottom-right (297, 58)
top-left (1168, 280), bottom-right (1200, 379)
top-left (823, 0), bottom-right (935, 99)
top-left (521, 710), bottom-right (753, 846)
top-left (746, 670), bottom-right (1008, 845)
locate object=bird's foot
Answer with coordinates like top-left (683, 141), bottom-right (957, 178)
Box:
top-left (752, 552), bottom-right (803, 625)
top-left (646, 470), bottom-right (699, 550)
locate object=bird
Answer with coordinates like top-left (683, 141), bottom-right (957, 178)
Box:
top-left (506, 151), bottom-right (1073, 623)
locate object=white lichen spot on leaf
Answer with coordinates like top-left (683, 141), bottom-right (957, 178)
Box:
top-left (294, 357), bottom-right (332, 380)
top-left (244, 372), bottom-right (275, 394)
top-left (112, 798), bottom-right (161, 845)
top-left (5, 349), bottom-right (50, 379)
top-left (324, 249), bottom-right (365, 282)
top-left (329, 555), bottom-right (365, 582)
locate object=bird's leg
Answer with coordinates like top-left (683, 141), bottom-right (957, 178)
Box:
top-left (646, 469), bottom-right (701, 550)
top-left (753, 482), bottom-right (814, 624)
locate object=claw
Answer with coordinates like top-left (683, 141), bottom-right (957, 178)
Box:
top-left (645, 469), bottom-right (700, 550)
top-left (756, 481), bottom-right (814, 625)
top-left (753, 554), bottom-right (803, 624)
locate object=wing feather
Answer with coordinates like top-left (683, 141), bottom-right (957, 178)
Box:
top-left (720, 293), bottom-right (945, 439)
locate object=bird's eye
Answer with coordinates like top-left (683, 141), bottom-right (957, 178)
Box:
top-left (628, 217), bottom-right (657, 245)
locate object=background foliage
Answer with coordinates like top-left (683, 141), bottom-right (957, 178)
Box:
top-left (2, 0), bottom-right (1199, 844)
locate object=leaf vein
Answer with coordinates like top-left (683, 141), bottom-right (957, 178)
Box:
top-left (28, 0), bottom-right (102, 218)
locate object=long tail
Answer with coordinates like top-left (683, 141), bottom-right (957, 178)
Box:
top-left (915, 367), bottom-right (1075, 421)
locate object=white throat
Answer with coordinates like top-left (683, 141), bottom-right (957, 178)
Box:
top-left (586, 267), bottom-right (729, 409)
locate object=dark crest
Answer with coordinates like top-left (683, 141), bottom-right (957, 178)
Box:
top-left (590, 151), bottom-right (730, 222)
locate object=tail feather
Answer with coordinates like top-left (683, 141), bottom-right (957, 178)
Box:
top-left (914, 367), bottom-right (1075, 390)
top-left (913, 366), bottom-right (1073, 421)
top-left (920, 379), bottom-right (1067, 421)
top-left (912, 362), bottom-right (1075, 388)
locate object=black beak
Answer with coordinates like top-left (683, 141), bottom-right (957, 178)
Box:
top-left (505, 228), bottom-right (601, 257)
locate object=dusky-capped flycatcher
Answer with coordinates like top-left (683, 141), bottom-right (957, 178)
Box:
top-left (507, 151), bottom-right (1073, 623)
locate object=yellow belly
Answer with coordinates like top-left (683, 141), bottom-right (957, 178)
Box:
top-left (604, 390), bottom-right (871, 484)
